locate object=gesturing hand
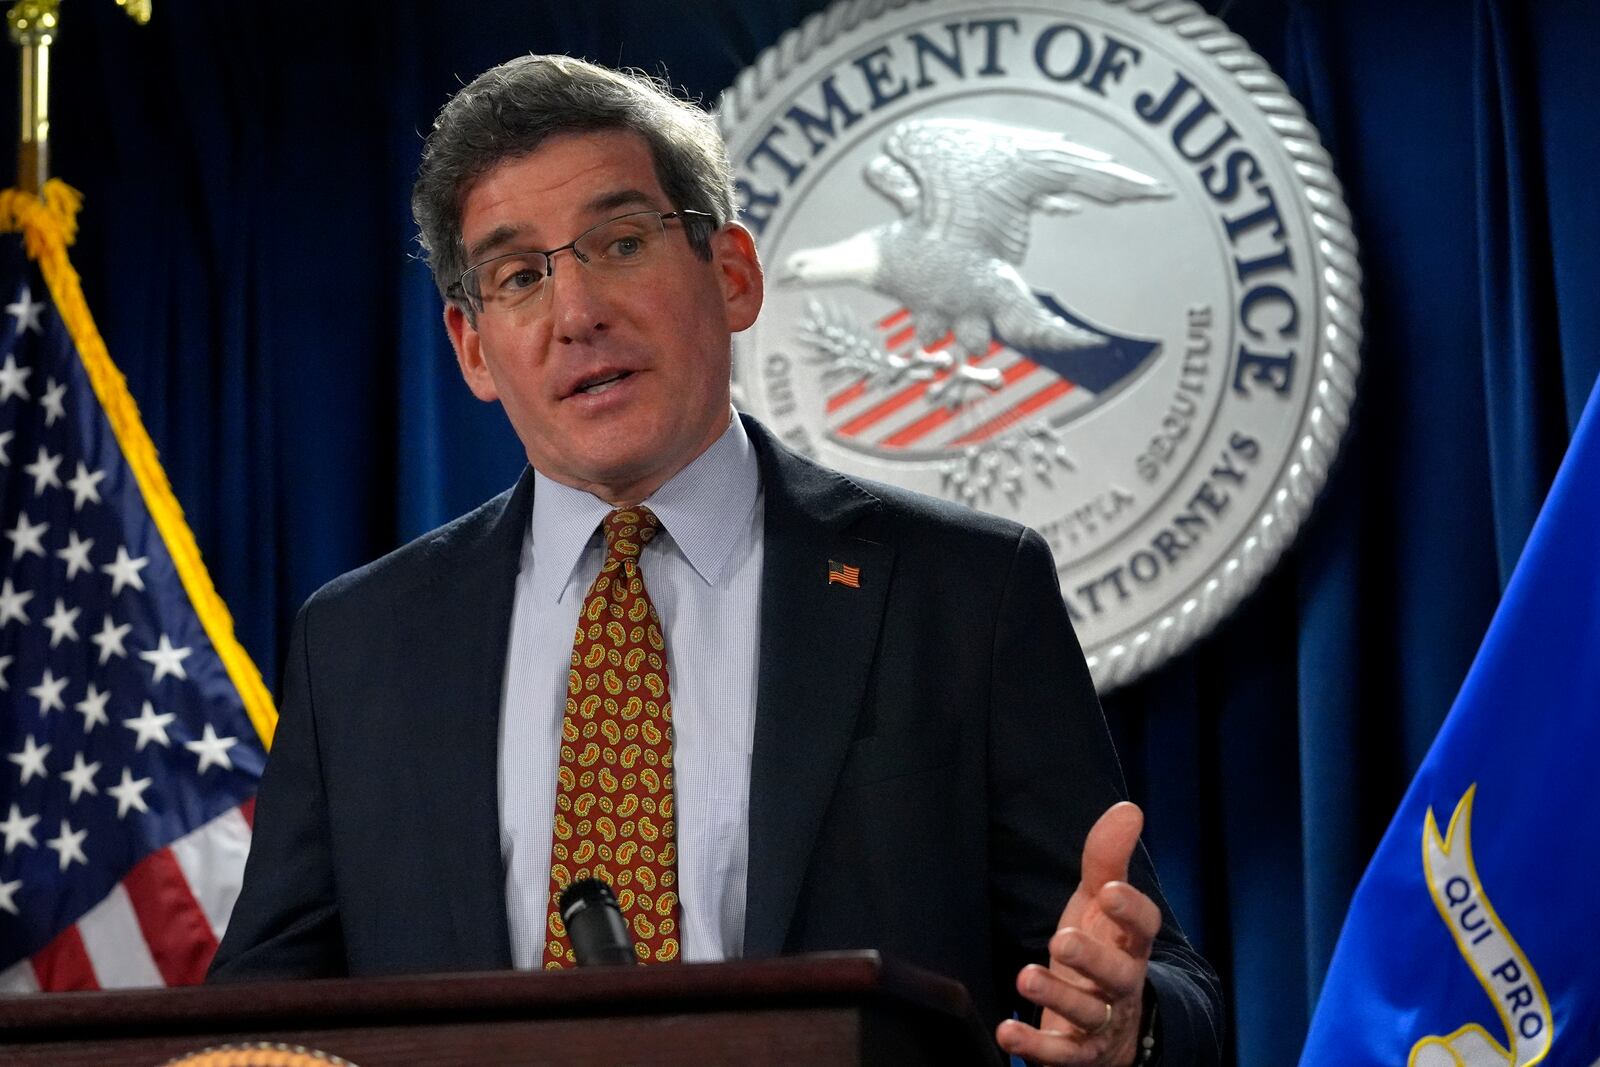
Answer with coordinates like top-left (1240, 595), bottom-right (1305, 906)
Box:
top-left (996, 802), bottom-right (1161, 1066)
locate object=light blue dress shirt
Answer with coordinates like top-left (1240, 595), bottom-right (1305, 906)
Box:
top-left (498, 416), bottom-right (764, 967)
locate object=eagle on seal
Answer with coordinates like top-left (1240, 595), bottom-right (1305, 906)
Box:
top-left (781, 118), bottom-right (1171, 399)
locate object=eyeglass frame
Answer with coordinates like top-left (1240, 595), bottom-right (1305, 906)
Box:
top-left (449, 208), bottom-right (718, 315)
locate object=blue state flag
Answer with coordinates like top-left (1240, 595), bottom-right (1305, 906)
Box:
top-left (1300, 376), bottom-right (1600, 1066)
top-left (0, 182), bottom-right (275, 990)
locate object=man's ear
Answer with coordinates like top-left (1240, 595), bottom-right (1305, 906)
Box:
top-left (444, 302), bottom-right (499, 403)
top-left (711, 223), bottom-right (765, 334)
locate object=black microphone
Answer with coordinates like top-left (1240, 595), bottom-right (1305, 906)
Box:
top-left (558, 878), bottom-right (637, 966)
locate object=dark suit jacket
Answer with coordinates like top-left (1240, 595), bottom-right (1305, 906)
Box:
top-left (211, 417), bottom-right (1222, 1061)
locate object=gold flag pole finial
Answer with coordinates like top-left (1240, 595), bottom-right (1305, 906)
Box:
top-left (7, 0), bottom-right (60, 195)
top-left (8, 0), bottom-right (151, 195)
top-left (114, 0), bottom-right (149, 24)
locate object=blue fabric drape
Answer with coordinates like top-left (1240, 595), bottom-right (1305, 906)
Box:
top-left (7, 1), bottom-right (1595, 1062)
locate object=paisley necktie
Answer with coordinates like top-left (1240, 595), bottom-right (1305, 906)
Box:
top-left (542, 507), bottom-right (681, 966)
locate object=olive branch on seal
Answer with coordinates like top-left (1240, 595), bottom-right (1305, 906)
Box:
top-left (797, 297), bottom-right (942, 389)
top-left (936, 425), bottom-right (1077, 509)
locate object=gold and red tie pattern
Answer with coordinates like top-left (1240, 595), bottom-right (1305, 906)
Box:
top-left (542, 507), bottom-right (681, 967)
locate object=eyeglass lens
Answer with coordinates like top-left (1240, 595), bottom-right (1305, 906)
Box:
top-left (467, 211), bottom-right (675, 311)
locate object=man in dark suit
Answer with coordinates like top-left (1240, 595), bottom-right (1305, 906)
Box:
top-left (211, 55), bottom-right (1222, 1066)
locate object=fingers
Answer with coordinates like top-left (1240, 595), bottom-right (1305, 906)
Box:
top-left (1002, 951), bottom-right (1144, 1066)
top-left (1017, 961), bottom-right (1118, 1030)
top-left (1048, 926), bottom-right (1144, 1000)
top-left (1004, 802), bottom-right (1157, 1064)
top-left (1078, 801), bottom-right (1143, 892)
top-left (1094, 881), bottom-right (1163, 959)
top-left (996, 1015), bottom-right (1106, 1066)
top-left (997, 966), bottom-right (1137, 1067)
top-left (1003, 888), bottom-right (1158, 1064)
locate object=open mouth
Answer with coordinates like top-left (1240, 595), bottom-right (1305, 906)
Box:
top-left (572, 370), bottom-right (633, 397)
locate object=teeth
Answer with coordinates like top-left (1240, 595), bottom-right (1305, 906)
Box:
top-left (578, 372), bottom-right (627, 396)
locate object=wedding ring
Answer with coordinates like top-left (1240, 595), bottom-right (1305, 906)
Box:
top-left (1084, 999), bottom-right (1113, 1036)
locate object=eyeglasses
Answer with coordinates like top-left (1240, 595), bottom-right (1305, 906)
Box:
top-left (453, 209), bottom-right (715, 315)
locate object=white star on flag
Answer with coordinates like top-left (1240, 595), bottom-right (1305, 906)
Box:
top-left (0, 428), bottom-right (12, 464)
top-left (122, 701), bottom-right (175, 751)
top-left (185, 723), bottom-right (240, 774)
top-left (90, 614), bottom-right (131, 664)
top-left (66, 461), bottom-right (106, 510)
top-left (102, 544), bottom-right (149, 594)
top-left (6, 285), bottom-right (45, 334)
top-left (7, 734), bottom-right (51, 784)
top-left (140, 633), bottom-right (193, 682)
top-left (0, 878), bottom-right (20, 916)
top-left (0, 654), bottom-right (11, 691)
top-left (61, 752), bottom-right (102, 803)
top-left (45, 819), bottom-right (88, 872)
top-left (0, 353), bottom-right (31, 401)
top-left (74, 682), bottom-right (112, 732)
top-left (41, 376), bottom-right (68, 426)
top-left (22, 445), bottom-right (62, 495)
top-left (27, 667), bottom-right (69, 714)
top-left (0, 577), bottom-right (33, 625)
top-left (56, 529), bottom-right (96, 579)
top-left (106, 768), bottom-right (153, 819)
top-left (0, 804), bottom-right (39, 853)
top-left (6, 510), bottom-right (48, 560)
top-left (43, 597), bottom-right (81, 647)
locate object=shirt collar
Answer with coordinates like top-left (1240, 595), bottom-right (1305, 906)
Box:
top-left (528, 414), bottom-right (761, 600)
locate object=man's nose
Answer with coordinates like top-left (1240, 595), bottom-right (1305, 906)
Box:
top-left (548, 256), bottom-right (609, 345)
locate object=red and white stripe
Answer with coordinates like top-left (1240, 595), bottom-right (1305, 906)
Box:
top-left (824, 309), bottom-right (1087, 453)
top-left (0, 800), bottom-right (254, 992)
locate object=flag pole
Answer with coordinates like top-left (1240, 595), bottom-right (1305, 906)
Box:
top-left (7, 0), bottom-right (58, 195)
top-left (7, 0), bottom-right (152, 195)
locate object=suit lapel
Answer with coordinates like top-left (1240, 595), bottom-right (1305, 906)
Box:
top-left (404, 469), bottom-right (536, 969)
top-left (742, 420), bottom-right (894, 957)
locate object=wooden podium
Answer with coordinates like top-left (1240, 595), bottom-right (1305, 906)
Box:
top-left (0, 952), bottom-right (1006, 1066)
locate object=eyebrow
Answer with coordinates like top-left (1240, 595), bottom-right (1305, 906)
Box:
top-left (463, 189), bottom-right (664, 266)
top-left (466, 224), bottom-right (527, 265)
top-left (583, 188), bottom-right (659, 216)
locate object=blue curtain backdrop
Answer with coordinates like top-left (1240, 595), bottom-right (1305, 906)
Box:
top-left (5, 1), bottom-right (1595, 1062)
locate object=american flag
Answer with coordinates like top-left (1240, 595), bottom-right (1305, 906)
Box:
top-left (0, 186), bottom-right (272, 991)
top-left (827, 560), bottom-right (861, 588)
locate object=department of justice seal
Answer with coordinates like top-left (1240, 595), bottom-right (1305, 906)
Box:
top-left (719, 0), bottom-right (1362, 690)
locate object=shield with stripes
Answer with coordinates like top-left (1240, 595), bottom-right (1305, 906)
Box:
top-left (817, 299), bottom-right (1159, 460)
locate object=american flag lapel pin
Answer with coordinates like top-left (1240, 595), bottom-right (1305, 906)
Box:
top-left (827, 560), bottom-right (862, 588)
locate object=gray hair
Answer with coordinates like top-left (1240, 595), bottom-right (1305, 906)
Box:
top-left (412, 54), bottom-right (736, 309)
